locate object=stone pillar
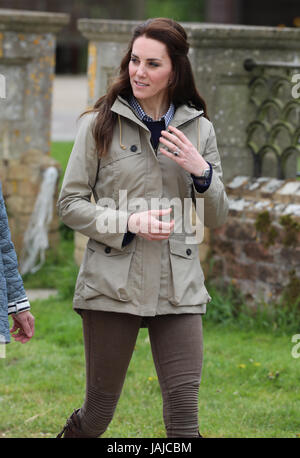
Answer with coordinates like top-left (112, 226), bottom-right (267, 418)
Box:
top-left (78, 19), bottom-right (136, 106)
top-left (0, 9), bottom-right (69, 254)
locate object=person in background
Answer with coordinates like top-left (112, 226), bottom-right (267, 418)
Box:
top-left (0, 181), bottom-right (35, 346)
top-left (57, 18), bottom-right (228, 438)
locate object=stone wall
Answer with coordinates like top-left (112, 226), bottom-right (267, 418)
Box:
top-left (0, 9), bottom-right (69, 255)
top-left (211, 176), bottom-right (300, 304)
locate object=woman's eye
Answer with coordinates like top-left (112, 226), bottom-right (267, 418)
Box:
top-left (130, 57), bottom-right (159, 67)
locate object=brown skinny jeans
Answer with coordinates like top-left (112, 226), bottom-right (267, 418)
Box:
top-left (77, 310), bottom-right (203, 438)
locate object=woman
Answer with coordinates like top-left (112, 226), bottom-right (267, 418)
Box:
top-left (57, 18), bottom-right (228, 438)
top-left (0, 181), bottom-right (35, 346)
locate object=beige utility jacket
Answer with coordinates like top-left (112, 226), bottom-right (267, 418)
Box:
top-left (57, 96), bottom-right (228, 316)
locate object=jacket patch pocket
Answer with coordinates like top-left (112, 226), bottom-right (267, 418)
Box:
top-left (82, 238), bottom-right (136, 302)
top-left (168, 238), bottom-right (211, 306)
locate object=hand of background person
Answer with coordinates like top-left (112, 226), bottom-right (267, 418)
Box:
top-left (10, 311), bottom-right (35, 344)
top-left (159, 125), bottom-right (209, 176)
top-left (128, 208), bottom-right (174, 241)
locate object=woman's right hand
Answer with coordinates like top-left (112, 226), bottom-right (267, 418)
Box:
top-left (128, 208), bottom-right (174, 241)
top-left (10, 311), bottom-right (35, 344)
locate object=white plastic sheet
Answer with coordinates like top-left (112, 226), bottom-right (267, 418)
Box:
top-left (20, 167), bottom-right (59, 275)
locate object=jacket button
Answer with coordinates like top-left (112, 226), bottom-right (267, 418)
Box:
top-left (130, 145), bottom-right (137, 152)
top-left (186, 248), bottom-right (192, 256)
top-left (104, 246), bottom-right (111, 254)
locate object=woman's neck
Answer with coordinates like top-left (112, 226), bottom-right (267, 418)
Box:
top-left (137, 95), bottom-right (169, 121)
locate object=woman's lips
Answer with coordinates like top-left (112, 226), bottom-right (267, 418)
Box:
top-left (134, 80), bottom-right (149, 87)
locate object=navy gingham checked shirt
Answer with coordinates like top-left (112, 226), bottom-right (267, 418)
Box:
top-left (129, 95), bottom-right (175, 127)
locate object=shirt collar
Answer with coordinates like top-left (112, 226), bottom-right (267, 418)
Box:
top-left (129, 96), bottom-right (175, 127)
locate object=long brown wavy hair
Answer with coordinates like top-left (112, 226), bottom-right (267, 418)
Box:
top-left (83, 18), bottom-right (208, 157)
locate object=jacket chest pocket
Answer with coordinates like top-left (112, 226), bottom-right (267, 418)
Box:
top-left (97, 127), bottom-right (144, 199)
top-left (168, 238), bottom-right (211, 306)
top-left (103, 119), bottom-right (143, 165)
top-left (112, 144), bottom-right (143, 182)
top-left (82, 238), bottom-right (136, 302)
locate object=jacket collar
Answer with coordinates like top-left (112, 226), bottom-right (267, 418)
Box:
top-left (170, 104), bottom-right (204, 129)
top-left (111, 95), bottom-right (203, 130)
top-left (111, 96), bottom-right (148, 130)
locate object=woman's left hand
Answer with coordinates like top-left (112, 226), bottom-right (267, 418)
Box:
top-left (159, 125), bottom-right (208, 176)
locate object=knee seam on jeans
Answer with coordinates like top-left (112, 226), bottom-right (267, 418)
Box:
top-left (80, 387), bottom-right (121, 437)
top-left (166, 384), bottom-right (200, 437)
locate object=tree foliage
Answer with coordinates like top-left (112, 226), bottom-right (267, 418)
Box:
top-left (146, 0), bottom-right (205, 22)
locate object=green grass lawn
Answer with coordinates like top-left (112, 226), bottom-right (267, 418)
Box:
top-left (0, 142), bottom-right (299, 438)
top-left (51, 141), bottom-right (74, 187)
top-left (1, 297), bottom-right (299, 438)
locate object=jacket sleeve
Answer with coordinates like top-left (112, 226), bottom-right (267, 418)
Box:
top-left (57, 114), bottom-right (134, 251)
top-left (0, 184), bottom-right (30, 312)
top-left (191, 161), bottom-right (213, 192)
top-left (193, 122), bottom-right (229, 229)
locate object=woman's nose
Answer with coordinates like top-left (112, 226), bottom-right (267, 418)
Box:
top-left (136, 64), bottom-right (146, 78)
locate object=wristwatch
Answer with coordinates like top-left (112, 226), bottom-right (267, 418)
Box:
top-left (194, 166), bottom-right (211, 181)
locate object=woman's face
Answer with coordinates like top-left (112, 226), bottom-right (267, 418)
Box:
top-left (129, 35), bottom-right (173, 104)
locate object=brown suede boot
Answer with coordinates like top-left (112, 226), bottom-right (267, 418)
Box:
top-left (56, 409), bottom-right (92, 438)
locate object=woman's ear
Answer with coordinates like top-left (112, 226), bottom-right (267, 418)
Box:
top-left (168, 69), bottom-right (176, 87)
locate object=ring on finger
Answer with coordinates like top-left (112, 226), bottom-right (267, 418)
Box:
top-left (173, 149), bottom-right (181, 157)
